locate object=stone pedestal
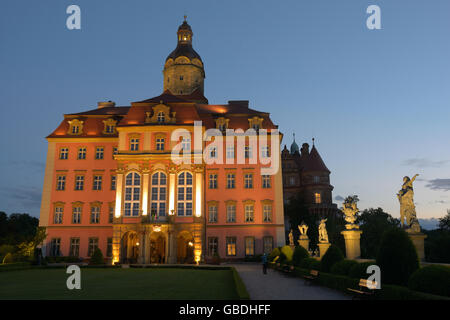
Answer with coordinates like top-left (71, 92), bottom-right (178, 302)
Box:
top-left (318, 242), bottom-right (331, 259)
top-left (341, 229), bottom-right (363, 260)
top-left (297, 235), bottom-right (310, 251)
top-left (407, 231), bottom-right (427, 261)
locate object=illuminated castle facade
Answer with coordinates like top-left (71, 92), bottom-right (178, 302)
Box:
top-left (39, 19), bottom-right (285, 264)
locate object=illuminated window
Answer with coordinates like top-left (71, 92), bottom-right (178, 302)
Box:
top-left (208, 205), bottom-right (217, 223)
top-left (124, 172), bottom-right (140, 216)
top-left (77, 147), bottom-right (86, 160)
top-left (130, 138), bottom-right (139, 151)
top-left (263, 204), bottom-right (272, 222)
top-left (226, 173), bottom-right (235, 189)
top-left (54, 206), bottom-right (63, 224)
top-left (95, 147), bottom-right (104, 160)
top-left (263, 236), bottom-right (273, 254)
top-left (72, 206), bottom-right (81, 224)
top-left (156, 137), bottom-right (165, 151)
top-left (70, 238), bottom-right (80, 257)
top-left (177, 172), bottom-right (193, 216)
top-left (75, 175), bottom-right (84, 191)
top-left (226, 237), bottom-right (236, 256)
top-left (93, 175), bottom-right (102, 190)
top-left (90, 205), bottom-right (100, 224)
top-left (245, 237), bottom-right (255, 256)
top-left (209, 174), bottom-right (218, 189)
top-left (59, 147), bottom-right (68, 160)
top-left (56, 175), bottom-right (66, 191)
top-left (244, 173), bottom-right (253, 189)
top-left (151, 172), bottom-right (167, 217)
top-left (112, 147), bottom-right (118, 158)
top-left (245, 204), bottom-right (254, 222)
top-left (315, 192), bottom-right (321, 204)
top-left (226, 203), bottom-right (236, 223)
top-left (88, 238), bottom-right (98, 257)
top-left (208, 237), bottom-right (218, 256)
top-left (262, 175), bottom-right (271, 188)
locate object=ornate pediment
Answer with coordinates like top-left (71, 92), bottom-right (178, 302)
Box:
top-left (145, 103), bottom-right (176, 124)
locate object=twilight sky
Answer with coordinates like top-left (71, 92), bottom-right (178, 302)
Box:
top-left (1, 0), bottom-right (449, 220)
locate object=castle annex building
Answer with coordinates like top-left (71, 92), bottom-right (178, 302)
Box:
top-left (39, 19), bottom-right (285, 264)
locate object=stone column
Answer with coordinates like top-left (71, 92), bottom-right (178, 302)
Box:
top-left (407, 231), bottom-right (427, 261)
top-left (318, 242), bottom-right (331, 259)
top-left (112, 226), bottom-right (122, 265)
top-left (167, 229), bottom-right (177, 264)
top-left (297, 235), bottom-right (310, 252)
top-left (138, 231), bottom-right (145, 264)
top-left (341, 229), bottom-right (363, 260)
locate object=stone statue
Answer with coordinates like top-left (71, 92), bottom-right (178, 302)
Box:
top-left (397, 174), bottom-right (421, 232)
top-left (342, 196), bottom-right (359, 229)
top-left (318, 218), bottom-right (329, 243)
top-left (288, 229), bottom-right (294, 246)
top-left (298, 222), bottom-right (308, 236)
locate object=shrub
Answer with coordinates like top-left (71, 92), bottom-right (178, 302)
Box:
top-left (2, 253), bottom-right (14, 264)
top-left (280, 246), bottom-right (293, 262)
top-left (408, 265), bottom-right (450, 297)
top-left (268, 248), bottom-right (281, 262)
top-left (292, 246), bottom-right (309, 267)
top-left (348, 261), bottom-right (377, 279)
top-left (300, 257), bottom-right (321, 270)
top-left (376, 228), bottom-right (419, 286)
top-left (331, 259), bottom-right (358, 276)
top-left (89, 248), bottom-right (105, 265)
top-left (321, 245), bottom-right (344, 272)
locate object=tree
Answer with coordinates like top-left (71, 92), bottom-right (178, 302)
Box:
top-left (438, 210), bottom-right (450, 231)
top-left (356, 207), bottom-right (400, 259)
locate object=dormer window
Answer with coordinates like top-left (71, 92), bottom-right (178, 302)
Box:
top-left (248, 116), bottom-right (264, 132)
top-left (215, 117), bottom-right (229, 132)
top-left (157, 112), bottom-right (165, 123)
top-left (67, 119), bottom-right (83, 135)
top-left (102, 118), bottom-right (117, 134)
top-left (145, 104), bottom-right (176, 124)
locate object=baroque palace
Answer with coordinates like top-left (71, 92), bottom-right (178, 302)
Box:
top-left (39, 18), bottom-right (285, 264)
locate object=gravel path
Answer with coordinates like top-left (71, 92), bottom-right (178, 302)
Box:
top-left (231, 263), bottom-right (351, 300)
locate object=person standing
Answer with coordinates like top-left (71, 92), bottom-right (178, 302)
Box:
top-left (262, 253), bottom-right (268, 274)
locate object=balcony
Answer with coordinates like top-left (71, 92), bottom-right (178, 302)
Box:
top-left (141, 215), bottom-right (168, 224)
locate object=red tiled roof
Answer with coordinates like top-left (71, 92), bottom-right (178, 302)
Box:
top-left (303, 146), bottom-right (330, 173)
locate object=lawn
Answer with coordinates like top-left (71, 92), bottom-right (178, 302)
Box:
top-left (0, 267), bottom-right (240, 299)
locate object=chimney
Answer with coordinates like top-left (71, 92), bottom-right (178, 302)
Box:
top-left (97, 101), bottom-right (115, 109)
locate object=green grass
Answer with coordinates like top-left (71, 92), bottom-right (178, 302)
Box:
top-left (0, 267), bottom-right (240, 300)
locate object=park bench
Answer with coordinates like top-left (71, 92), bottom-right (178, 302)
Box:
top-left (303, 269), bottom-right (319, 285)
top-left (281, 264), bottom-right (294, 275)
top-left (347, 279), bottom-right (377, 300)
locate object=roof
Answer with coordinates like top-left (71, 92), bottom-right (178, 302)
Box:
top-left (166, 44), bottom-right (202, 62)
top-left (303, 145), bottom-right (330, 173)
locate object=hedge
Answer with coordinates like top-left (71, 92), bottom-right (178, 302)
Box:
top-left (231, 267), bottom-right (250, 300)
top-left (321, 245), bottom-right (344, 272)
top-left (299, 257), bottom-right (321, 270)
top-left (330, 259), bottom-right (359, 276)
top-left (292, 246), bottom-right (309, 267)
top-left (348, 261), bottom-right (376, 279)
top-left (408, 265), bottom-right (450, 297)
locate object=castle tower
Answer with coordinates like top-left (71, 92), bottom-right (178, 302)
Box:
top-left (163, 17), bottom-right (205, 96)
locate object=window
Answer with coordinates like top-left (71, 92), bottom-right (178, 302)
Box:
top-left (59, 147), bottom-right (68, 160)
top-left (130, 138), bottom-right (139, 151)
top-left (150, 172), bottom-right (167, 217)
top-left (313, 176), bottom-right (320, 183)
top-left (112, 147), bottom-right (118, 158)
top-left (110, 175), bottom-right (116, 190)
top-left (244, 146), bottom-right (252, 159)
top-left (244, 173), bottom-right (253, 189)
top-left (124, 173), bottom-right (140, 216)
top-left (315, 192), bottom-right (321, 204)
top-left (263, 204), bottom-right (272, 222)
top-left (72, 125), bottom-right (80, 134)
top-left (88, 238), bottom-right (98, 256)
top-left (156, 137), bottom-right (165, 151)
top-left (54, 206), bottom-right (63, 224)
top-left (209, 174), bottom-right (218, 189)
top-left (289, 176), bottom-right (296, 186)
top-left (261, 146), bottom-right (270, 158)
top-left (182, 137), bottom-right (191, 152)
top-left (70, 238), bottom-right (80, 257)
top-left (157, 111), bottom-right (165, 123)
top-left (56, 175), bottom-right (66, 191)
top-left (108, 205), bottom-right (114, 223)
top-left (263, 236), bottom-right (273, 254)
top-left (226, 203), bottom-right (236, 223)
top-left (226, 237), bottom-right (236, 256)
top-left (93, 175), bottom-right (102, 190)
top-left (226, 173), bottom-right (235, 189)
top-left (209, 146), bottom-right (217, 158)
top-left (208, 237), bottom-right (218, 256)
top-left (90, 205), bottom-right (100, 224)
top-left (75, 175), bottom-right (84, 191)
top-left (106, 238), bottom-right (113, 257)
top-left (177, 172), bottom-right (193, 216)
top-left (50, 238), bottom-right (61, 256)
top-left (226, 145), bottom-right (234, 159)
top-left (105, 123), bottom-right (115, 134)
top-left (262, 175), bottom-right (271, 188)
top-left (245, 237), bottom-right (255, 256)
top-left (95, 147), bottom-right (104, 160)
top-left (180, 75), bottom-right (184, 80)
top-left (72, 206), bottom-right (81, 224)
top-left (77, 147), bottom-right (86, 160)
top-left (208, 205), bottom-right (218, 223)
top-left (244, 204), bottom-right (254, 222)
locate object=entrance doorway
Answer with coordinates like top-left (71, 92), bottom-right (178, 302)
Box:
top-left (121, 231), bottom-right (139, 264)
top-left (177, 231), bottom-right (194, 264)
top-left (149, 232), bottom-right (166, 264)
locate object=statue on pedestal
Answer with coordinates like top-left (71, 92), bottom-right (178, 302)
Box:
top-left (318, 218), bottom-right (329, 243)
top-left (397, 174), bottom-right (421, 232)
top-left (342, 195), bottom-right (360, 230)
top-left (298, 222), bottom-right (308, 238)
top-left (288, 229), bottom-right (294, 246)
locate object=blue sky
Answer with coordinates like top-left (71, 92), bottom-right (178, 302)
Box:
top-left (1, 0), bottom-right (449, 220)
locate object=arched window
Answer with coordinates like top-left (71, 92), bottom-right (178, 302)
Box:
top-left (177, 172), bottom-right (193, 216)
top-left (124, 173), bottom-right (140, 216)
top-left (151, 172), bottom-right (167, 217)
